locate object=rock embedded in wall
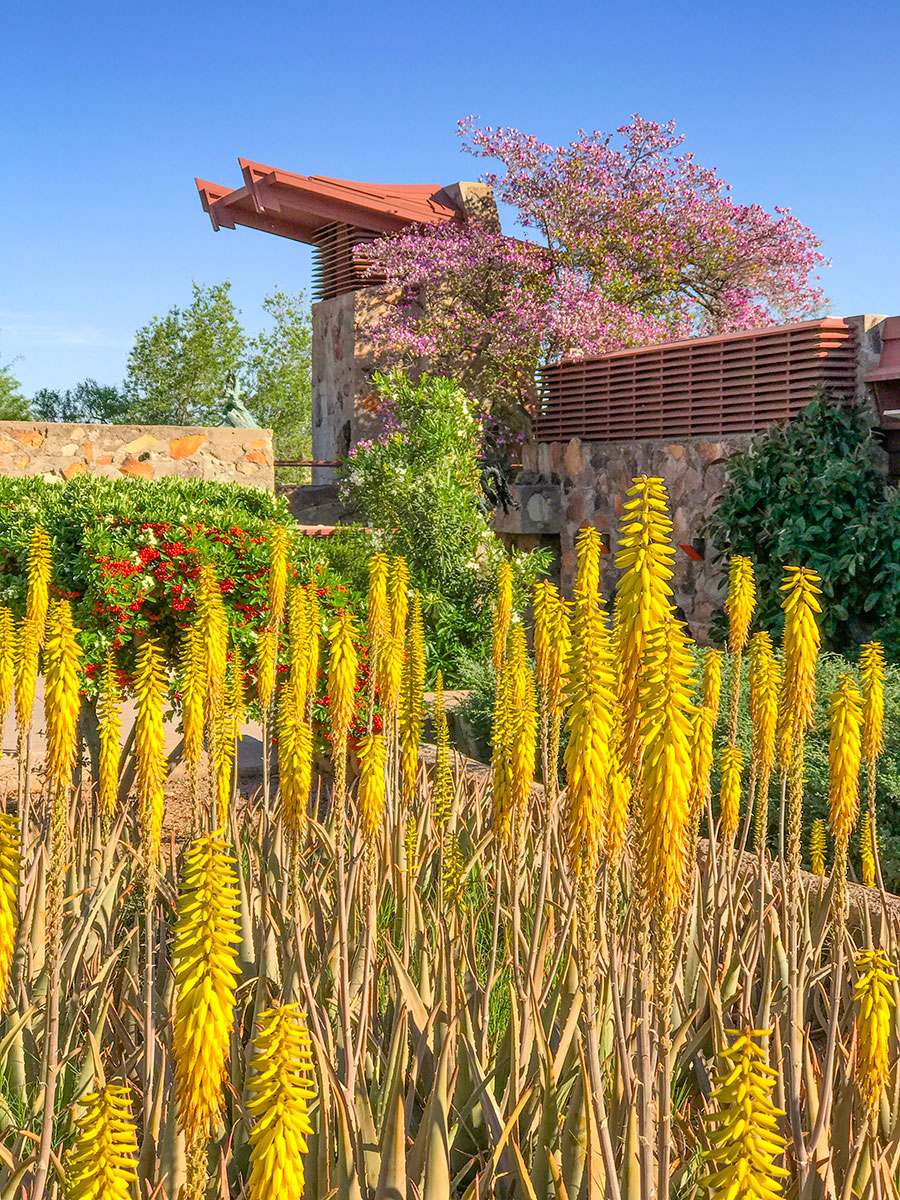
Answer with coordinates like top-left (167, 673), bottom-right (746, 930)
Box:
top-left (0, 423), bottom-right (275, 490)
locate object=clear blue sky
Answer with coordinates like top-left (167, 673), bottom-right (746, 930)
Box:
top-left (3, 0), bottom-right (899, 395)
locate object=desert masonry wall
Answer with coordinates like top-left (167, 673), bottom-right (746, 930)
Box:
top-left (0, 423), bottom-right (275, 489)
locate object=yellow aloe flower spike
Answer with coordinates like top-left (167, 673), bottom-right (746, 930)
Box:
top-left (854, 949), bottom-right (898, 1115)
top-left (701, 649), bottom-right (723, 724)
top-left (809, 818), bottom-right (827, 876)
top-left (432, 671), bottom-right (453, 828)
top-left (67, 1085), bottom-right (139, 1200)
top-left (44, 600), bottom-right (82, 796)
top-left (638, 619), bottom-right (695, 915)
top-left (134, 639), bottom-right (167, 876)
top-left (828, 675), bottom-right (863, 851)
top-left (399, 591), bottom-right (425, 806)
top-left (0, 813), bottom-right (20, 1004)
top-left (26, 525), bottom-right (51, 645)
top-left (563, 565), bottom-right (617, 880)
top-left (719, 746), bottom-right (744, 845)
top-left (492, 560), bottom-right (513, 673)
top-left (173, 833), bottom-right (242, 1142)
top-left (357, 731), bottom-right (386, 862)
top-left (256, 624), bottom-right (277, 714)
top-left (97, 653), bottom-right (122, 819)
top-left (859, 809), bottom-right (875, 888)
top-left (246, 1003), bottom-right (315, 1200)
top-left (267, 524), bottom-right (290, 631)
top-left (726, 555), bottom-right (756, 653)
top-left (701, 1029), bottom-right (788, 1200)
top-left (614, 475), bottom-right (676, 767)
top-left (327, 608), bottom-right (358, 746)
top-left (0, 607), bottom-right (15, 723)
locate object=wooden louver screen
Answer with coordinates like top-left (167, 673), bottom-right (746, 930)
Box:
top-left (311, 223), bottom-right (385, 302)
top-left (535, 319), bottom-right (859, 443)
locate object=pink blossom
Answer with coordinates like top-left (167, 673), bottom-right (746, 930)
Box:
top-left (363, 115), bottom-right (827, 411)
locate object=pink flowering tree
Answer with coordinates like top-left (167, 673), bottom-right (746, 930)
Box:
top-left (365, 117), bottom-right (827, 451)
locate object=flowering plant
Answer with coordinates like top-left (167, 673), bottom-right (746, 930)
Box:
top-left (365, 116), bottom-right (827, 416)
top-left (0, 476), bottom-right (299, 697)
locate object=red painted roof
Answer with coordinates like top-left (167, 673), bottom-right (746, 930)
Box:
top-left (196, 158), bottom-right (458, 244)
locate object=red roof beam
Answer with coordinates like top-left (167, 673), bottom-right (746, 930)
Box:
top-left (195, 159), bottom-right (458, 245)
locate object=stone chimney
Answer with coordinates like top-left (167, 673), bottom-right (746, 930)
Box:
top-left (310, 181), bottom-right (498, 480)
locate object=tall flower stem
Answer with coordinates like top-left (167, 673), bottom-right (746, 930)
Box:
top-left (34, 600), bottom-right (81, 1200)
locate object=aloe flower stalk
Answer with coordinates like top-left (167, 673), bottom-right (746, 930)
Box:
top-left (507, 625), bottom-right (537, 852)
top-left (67, 1085), bottom-right (139, 1200)
top-left (431, 671), bottom-right (453, 828)
top-left (97, 653), bottom-right (122, 821)
top-left (492, 560), bottom-right (513, 672)
top-left (563, 531), bottom-right (617, 879)
top-left (614, 475), bottom-right (676, 767)
top-left (702, 648), bottom-right (723, 724)
top-left (134, 640), bottom-right (167, 878)
top-left (854, 949), bottom-right (898, 1117)
top-left (859, 809), bottom-right (875, 888)
top-left (268, 525), bottom-right (290, 630)
top-left (725, 555), bottom-right (756, 745)
top-left (0, 813), bottom-right (20, 1004)
top-left (14, 617), bottom-right (39, 736)
top-left (719, 746), bottom-right (744, 846)
top-left (779, 565), bottom-right (822, 885)
top-left (809, 818), bottom-right (827, 876)
top-left (357, 730), bottom-right (386, 866)
top-left (26, 525), bottom-right (51, 645)
top-left (246, 1003), bottom-right (315, 1200)
top-left (638, 619), bottom-right (695, 916)
top-left (399, 592), bottom-right (425, 806)
top-left (173, 833), bottom-right (242, 1143)
top-left (861, 640), bottom-right (885, 886)
top-left (701, 1029), bottom-right (788, 1200)
top-left (0, 606), bottom-right (14, 722)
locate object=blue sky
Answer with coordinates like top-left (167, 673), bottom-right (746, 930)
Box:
top-left (3, 0), bottom-right (899, 395)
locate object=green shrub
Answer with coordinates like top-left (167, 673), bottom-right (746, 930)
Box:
top-left (336, 370), bottom-right (550, 680)
top-left (707, 398), bottom-right (900, 655)
top-left (0, 475), bottom-right (296, 693)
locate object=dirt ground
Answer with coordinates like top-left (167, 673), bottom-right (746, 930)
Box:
top-left (1, 677), bottom-right (268, 835)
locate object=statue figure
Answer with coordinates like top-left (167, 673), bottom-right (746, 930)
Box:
top-left (221, 369), bottom-right (259, 428)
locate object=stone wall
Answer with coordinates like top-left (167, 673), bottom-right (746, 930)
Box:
top-left (0, 422), bottom-right (274, 488)
top-left (311, 289), bottom-right (388, 481)
top-left (513, 434), bottom-right (752, 639)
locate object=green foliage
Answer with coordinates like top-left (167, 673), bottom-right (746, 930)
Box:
top-left (707, 398), bottom-right (900, 654)
top-left (242, 289), bottom-right (312, 479)
top-left (0, 475), bottom-right (293, 692)
top-left (121, 282), bottom-right (312, 471)
top-left (336, 370), bottom-right (550, 678)
top-left (0, 356), bottom-right (28, 421)
top-left (31, 379), bottom-right (125, 424)
top-left (123, 282), bottom-right (245, 427)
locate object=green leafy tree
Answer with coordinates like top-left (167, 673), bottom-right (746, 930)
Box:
top-left (0, 356), bottom-right (29, 420)
top-left (31, 379), bottom-right (125, 424)
top-left (243, 289), bottom-right (312, 472)
top-left (122, 283), bottom-right (312, 470)
top-left (123, 282), bottom-right (246, 426)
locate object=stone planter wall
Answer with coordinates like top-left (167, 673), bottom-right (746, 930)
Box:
top-left (0, 422), bottom-right (274, 488)
top-left (517, 433), bottom-right (752, 639)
